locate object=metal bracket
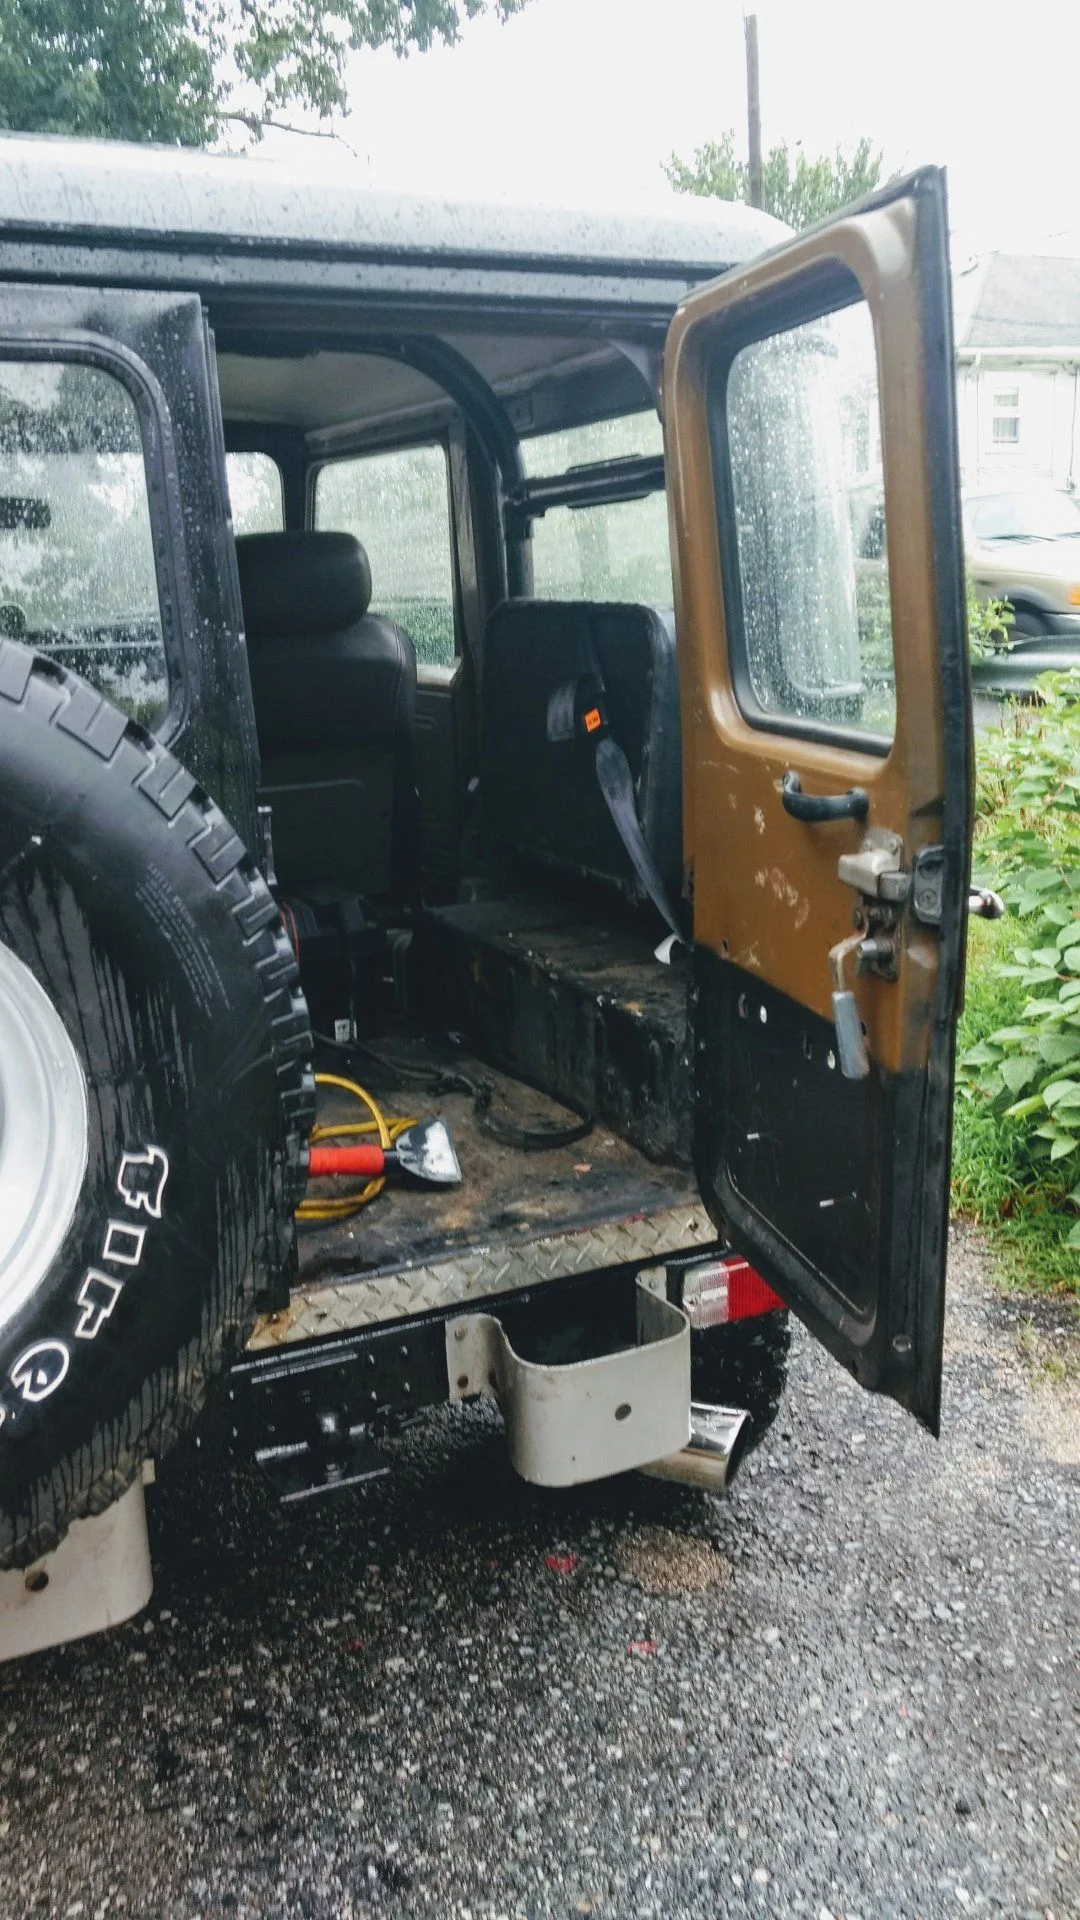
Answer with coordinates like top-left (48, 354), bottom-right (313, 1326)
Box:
top-left (445, 1278), bottom-right (690, 1486)
top-left (836, 827), bottom-right (909, 905)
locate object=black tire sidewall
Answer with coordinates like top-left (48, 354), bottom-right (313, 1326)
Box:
top-left (0, 649), bottom-right (306, 1547)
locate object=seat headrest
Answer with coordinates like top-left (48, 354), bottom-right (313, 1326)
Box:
top-left (235, 530), bottom-right (373, 641)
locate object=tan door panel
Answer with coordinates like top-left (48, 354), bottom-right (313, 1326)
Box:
top-left (663, 170), bottom-right (972, 1430)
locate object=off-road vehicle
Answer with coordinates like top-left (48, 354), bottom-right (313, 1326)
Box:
top-left (0, 139), bottom-right (979, 1655)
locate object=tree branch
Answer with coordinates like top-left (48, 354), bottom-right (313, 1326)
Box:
top-left (221, 109), bottom-right (360, 155)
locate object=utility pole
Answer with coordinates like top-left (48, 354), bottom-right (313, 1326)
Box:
top-left (745, 12), bottom-right (763, 210)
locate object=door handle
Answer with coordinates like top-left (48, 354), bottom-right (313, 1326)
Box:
top-left (781, 771), bottom-right (869, 823)
top-left (828, 932), bottom-right (870, 1080)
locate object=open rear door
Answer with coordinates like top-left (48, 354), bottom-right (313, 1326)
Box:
top-left (663, 169), bottom-right (972, 1432)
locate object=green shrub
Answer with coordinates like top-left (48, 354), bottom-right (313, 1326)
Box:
top-left (966, 583), bottom-right (1014, 660)
top-left (954, 918), bottom-right (1080, 1289)
top-left (955, 670), bottom-right (1080, 1287)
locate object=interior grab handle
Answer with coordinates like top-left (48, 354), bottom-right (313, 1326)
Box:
top-left (781, 770), bottom-right (869, 824)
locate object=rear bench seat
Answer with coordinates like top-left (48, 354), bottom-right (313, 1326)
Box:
top-left (236, 529), bottom-right (419, 904)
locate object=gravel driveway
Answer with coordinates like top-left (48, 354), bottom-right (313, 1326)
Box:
top-left (2, 1228), bottom-right (1077, 1920)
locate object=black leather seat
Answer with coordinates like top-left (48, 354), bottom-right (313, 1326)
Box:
top-left (236, 530), bottom-right (418, 902)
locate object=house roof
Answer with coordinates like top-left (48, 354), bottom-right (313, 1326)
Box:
top-left (954, 252), bottom-right (1080, 353)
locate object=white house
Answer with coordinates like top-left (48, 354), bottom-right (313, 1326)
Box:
top-left (952, 252), bottom-right (1080, 495)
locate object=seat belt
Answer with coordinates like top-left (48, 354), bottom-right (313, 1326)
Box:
top-left (546, 658), bottom-right (685, 951)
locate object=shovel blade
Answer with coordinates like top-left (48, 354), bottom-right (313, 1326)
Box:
top-left (393, 1118), bottom-right (462, 1185)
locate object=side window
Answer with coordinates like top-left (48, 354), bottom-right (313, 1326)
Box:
top-left (0, 359), bottom-right (168, 728)
top-left (314, 443), bottom-right (455, 667)
top-left (718, 294), bottom-right (895, 741)
top-left (524, 413), bottom-right (673, 605)
top-left (227, 451), bottom-right (283, 535)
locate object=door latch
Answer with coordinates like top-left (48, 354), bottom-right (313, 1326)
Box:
top-left (836, 828), bottom-right (909, 905)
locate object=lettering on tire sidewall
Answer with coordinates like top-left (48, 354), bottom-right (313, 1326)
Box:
top-left (0, 1145), bottom-right (171, 1432)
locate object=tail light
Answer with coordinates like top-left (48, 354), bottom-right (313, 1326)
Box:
top-left (680, 1255), bottom-right (785, 1330)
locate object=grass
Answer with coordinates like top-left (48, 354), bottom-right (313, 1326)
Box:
top-left (951, 915), bottom-right (1080, 1297)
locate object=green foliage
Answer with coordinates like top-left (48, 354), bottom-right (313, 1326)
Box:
top-left (953, 918), bottom-right (1080, 1291)
top-left (956, 671), bottom-right (1080, 1288)
top-left (0, 0), bottom-right (527, 147)
top-left (664, 132), bottom-right (889, 230)
top-left (967, 582), bottom-right (1014, 661)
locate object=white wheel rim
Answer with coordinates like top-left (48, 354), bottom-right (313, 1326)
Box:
top-left (0, 944), bottom-right (88, 1336)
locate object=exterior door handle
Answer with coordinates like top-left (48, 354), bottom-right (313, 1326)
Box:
top-left (828, 932), bottom-right (870, 1080)
top-left (781, 770), bottom-right (869, 823)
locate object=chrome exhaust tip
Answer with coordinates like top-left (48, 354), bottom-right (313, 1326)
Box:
top-left (640, 1403), bottom-right (753, 1492)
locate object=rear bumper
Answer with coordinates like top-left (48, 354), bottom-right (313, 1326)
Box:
top-left (222, 1244), bottom-right (780, 1502)
top-left (228, 1259), bottom-right (696, 1500)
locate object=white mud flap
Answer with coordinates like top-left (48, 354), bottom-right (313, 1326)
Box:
top-left (446, 1278), bottom-right (691, 1486)
top-left (0, 1478), bottom-right (152, 1661)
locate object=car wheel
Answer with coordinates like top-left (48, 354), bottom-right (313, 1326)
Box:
top-left (0, 641), bottom-right (313, 1568)
top-left (1009, 607), bottom-right (1047, 639)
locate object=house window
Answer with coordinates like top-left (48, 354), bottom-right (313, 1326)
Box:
top-left (991, 386), bottom-right (1021, 445)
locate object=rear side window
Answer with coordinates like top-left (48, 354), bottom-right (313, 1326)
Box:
top-left (0, 359), bottom-right (168, 728)
top-left (523, 413), bottom-right (663, 475)
top-left (531, 492), bottom-right (672, 604)
top-left (523, 413), bottom-right (672, 606)
top-left (227, 451), bottom-right (283, 535)
top-left (314, 443), bottom-right (455, 666)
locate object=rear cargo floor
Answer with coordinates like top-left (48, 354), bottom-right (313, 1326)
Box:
top-left (416, 886), bottom-right (694, 1166)
top-left (294, 1036), bottom-right (698, 1290)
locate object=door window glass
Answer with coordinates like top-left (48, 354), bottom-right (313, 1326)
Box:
top-left (0, 360), bottom-right (168, 728)
top-left (314, 443), bottom-right (455, 666)
top-left (722, 298), bottom-right (894, 740)
top-left (227, 451), bottom-right (283, 534)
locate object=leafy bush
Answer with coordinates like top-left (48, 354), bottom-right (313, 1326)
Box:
top-left (954, 919), bottom-right (1080, 1287)
top-left (966, 584), bottom-right (1014, 660)
top-left (957, 670), bottom-right (1080, 1275)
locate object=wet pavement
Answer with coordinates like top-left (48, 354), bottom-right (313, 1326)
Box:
top-left (2, 1227), bottom-right (1078, 1920)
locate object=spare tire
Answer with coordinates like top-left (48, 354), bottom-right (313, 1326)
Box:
top-left (0, 641), bottom-right (313, 1568)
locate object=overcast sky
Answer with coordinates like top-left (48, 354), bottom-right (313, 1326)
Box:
top-left (253, 0), bottom-right (1080, 262)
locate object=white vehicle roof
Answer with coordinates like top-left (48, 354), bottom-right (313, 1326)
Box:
top-left (0, 132), bottom-right (787, 280)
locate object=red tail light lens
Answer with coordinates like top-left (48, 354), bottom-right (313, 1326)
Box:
top-left (681, 1255), bottom-right (785, 1329)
